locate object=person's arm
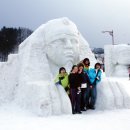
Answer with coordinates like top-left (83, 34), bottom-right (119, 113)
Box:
top-left (68, 74), bottom-right (72, 88)
top-left (96, 70), bottom-right (102, 82)
top-left (83, 72), bottom-right (92, 88)
top-left (54, 74), bottom-right (59, 83)
top-left (61, 74), bottom-right (69, 89)
top-left (54, 74), bottom-right (61, 86)
top-left (85, 73), bottom-right (91, 85)
top-left (87, 68), bottom-right (94, 83)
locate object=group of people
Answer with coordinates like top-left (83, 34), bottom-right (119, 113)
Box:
top-left (54, 58), bottom-right (102, 114)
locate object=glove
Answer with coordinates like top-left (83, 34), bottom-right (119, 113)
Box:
top-left (55, 81), bottom-right (62, 86)
top-left (65, 87), bottom-right (69, 92)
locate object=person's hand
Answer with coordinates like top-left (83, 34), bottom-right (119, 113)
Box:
top-left (77, 87), bottom-right (81, 90)
top-left (55, 82), bottom-right (59, 86)
top-left (77, 87), bottom-right (81, 94)
top-left (90, 85), bottom-right (93, 89)
top-left (78, 70), bottom-right (82, 74)
top-left (96, 77), bottom-right (99, 80)
top-left (65, 87), bottom-right (69, 92)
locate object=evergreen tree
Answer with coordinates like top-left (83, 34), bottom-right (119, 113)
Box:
top-left (0, 26), bottom-right (33, 61)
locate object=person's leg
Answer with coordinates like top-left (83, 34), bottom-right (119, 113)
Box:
top-left (89, 86), bottom-right (97, 109)
top-left (84, 87), bottom-right (91, 109)
top-left (70, 88), bottom-right (77, 114)
top-left (76, 92), bottom-right (82, 113)
top-left (81, 88), bottom-right (86, 110)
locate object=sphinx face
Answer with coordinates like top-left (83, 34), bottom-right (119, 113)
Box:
top-left (46, 33), bottom-right (80, 67)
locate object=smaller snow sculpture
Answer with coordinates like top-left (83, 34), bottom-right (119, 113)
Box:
top-left (105, 44), bottom-right (130, 77)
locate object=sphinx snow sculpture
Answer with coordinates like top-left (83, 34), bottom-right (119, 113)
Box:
top-left (105, 44), bottom-right (130, 77)
top-left (0, 17), bottom-right (96, 116)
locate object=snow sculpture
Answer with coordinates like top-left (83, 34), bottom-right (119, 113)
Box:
top-left (105, 44), bottom-right (130, 77)
top-left (0, 17), bottom-right (96, 116)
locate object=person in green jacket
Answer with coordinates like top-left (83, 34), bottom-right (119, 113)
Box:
top-left (54, 67), bottom-right (69, 94)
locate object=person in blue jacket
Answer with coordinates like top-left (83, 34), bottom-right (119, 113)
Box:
top-left (85, 63), bottom-right (102, 110)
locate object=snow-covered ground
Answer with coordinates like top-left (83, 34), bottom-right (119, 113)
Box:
top-left (0, 103), bottom-right (130, 130)
top-left (0, 78), bottom-right (130, 130)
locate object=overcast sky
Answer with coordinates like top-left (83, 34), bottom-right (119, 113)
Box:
top-left (0, 0), bottom-right (130, 47)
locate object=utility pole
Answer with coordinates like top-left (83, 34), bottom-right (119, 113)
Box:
top-left (102, 30), bottom-right (114, 45)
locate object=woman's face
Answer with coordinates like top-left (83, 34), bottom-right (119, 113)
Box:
top-left (60, 69), bottom-right (66, 75)
top-left (72, 67), bottom-right (78, 73)
top-left (96, 65), bottom-right (101, 70)
top-left (46, 34), bottom-right (80, 66)
top-left (85, 60), bottom-right (89, 66)
top-left (79, 66), bottom-right (83, 71)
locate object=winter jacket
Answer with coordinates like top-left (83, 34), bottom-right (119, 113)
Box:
top-left (79, 71), bottom-right (91, 86)
top-left (82, 63), bottom-right (89, 72)
top-left (54, 73), bottom-right (69, 88)
top-left (85, 68), bottom-right (102, 85)
top-left (68, 73), bottom-right (81, 89)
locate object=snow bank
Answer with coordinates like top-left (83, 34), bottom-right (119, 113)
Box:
top-left (96, 78), bottom-right (130, 110)
top-left (0, 104), bottom-right (130, 130)
top-left (0, 54), bottom-right (19, 104)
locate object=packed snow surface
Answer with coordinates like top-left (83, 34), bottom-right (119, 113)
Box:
top-left (0, 103), bottom-right (130, 130)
